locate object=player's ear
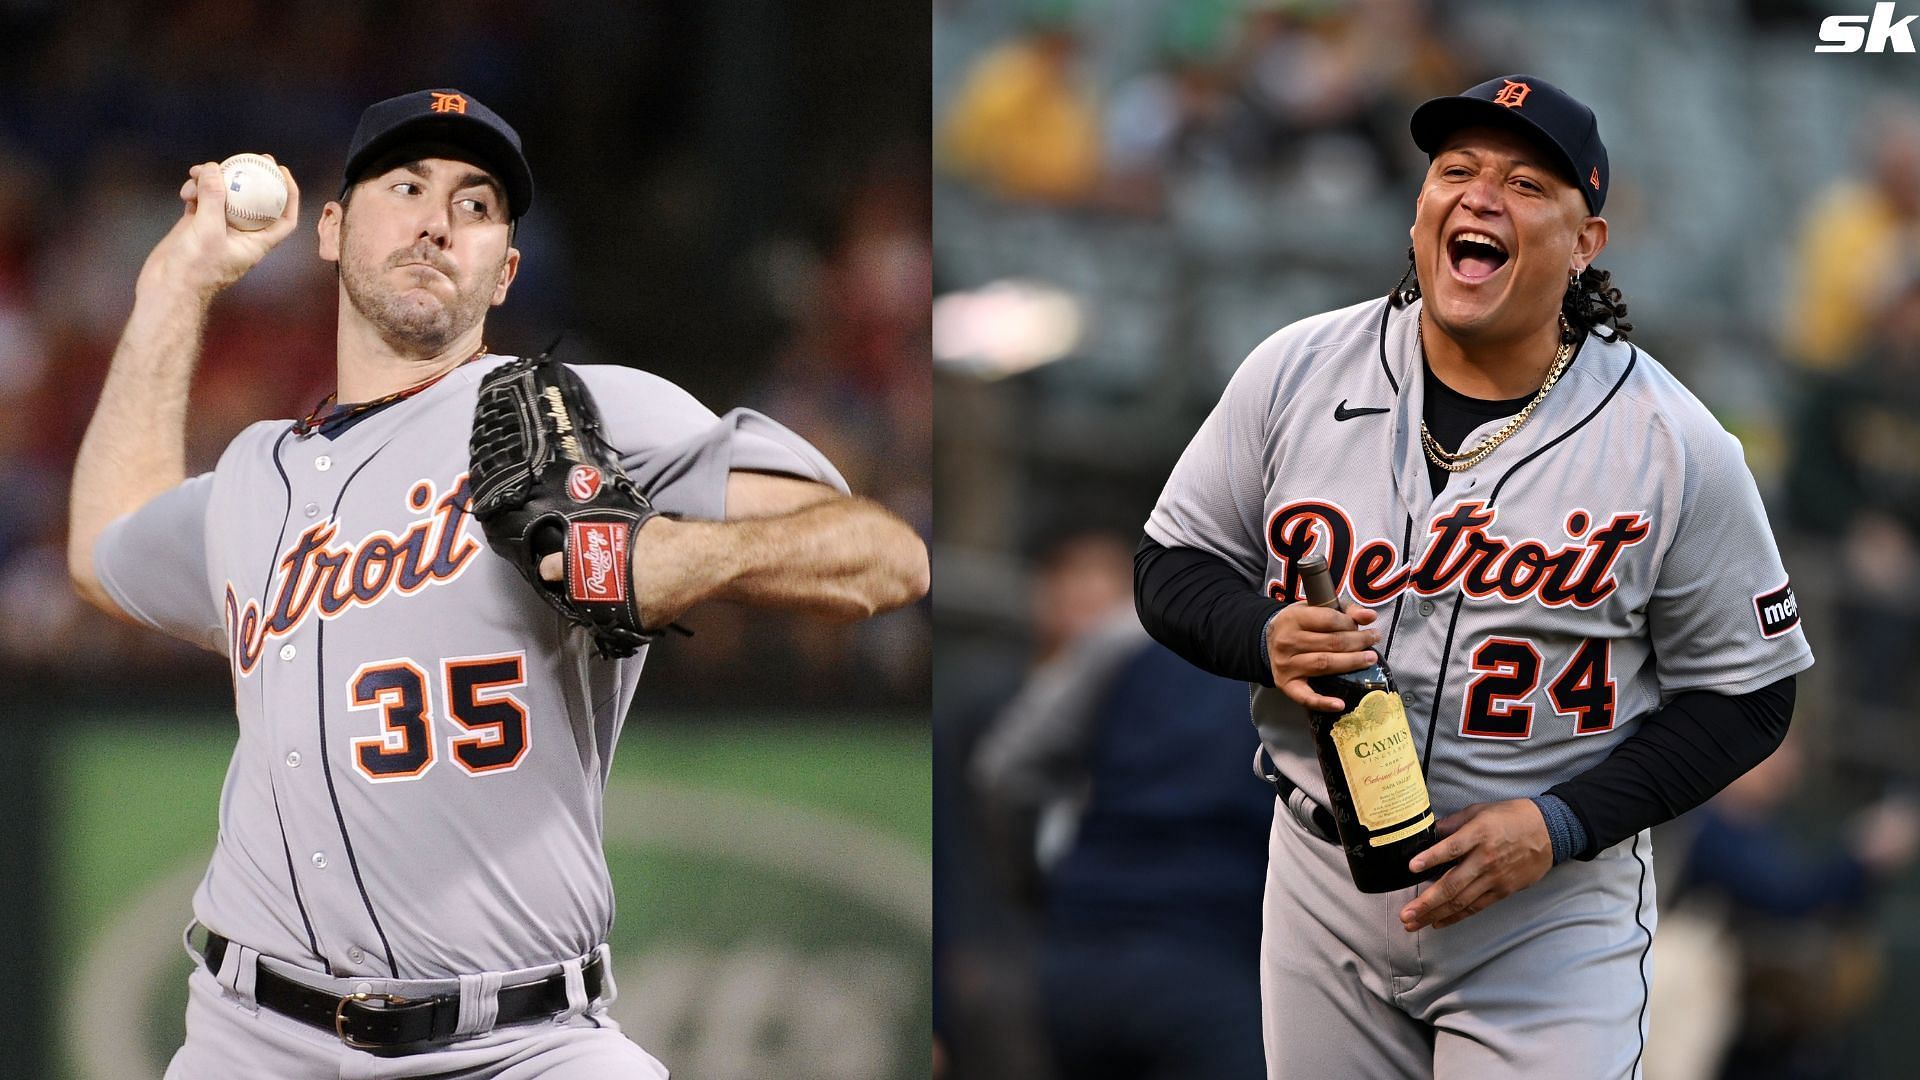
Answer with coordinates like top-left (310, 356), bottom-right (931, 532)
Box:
top-left (1571, 215), bottom-right (1608, 271)
top-left (317, 201), bottom-right (343, 263)
top-left (491, 246), bottom-right (520, 306)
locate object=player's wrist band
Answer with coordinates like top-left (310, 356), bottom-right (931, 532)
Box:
top-left (200, 929), bottom-right (606, 1053)
top-left (1529, 794), bottom-right (1587, 865)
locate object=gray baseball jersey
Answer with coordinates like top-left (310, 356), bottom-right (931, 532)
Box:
top-left (93, 355), bottom-right (846, 982)
top-left (1146, 296), bottom-right (1811, 1076)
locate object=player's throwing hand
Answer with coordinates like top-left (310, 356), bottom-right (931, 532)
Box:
top-left (138, 157), bottom-right (300, 299)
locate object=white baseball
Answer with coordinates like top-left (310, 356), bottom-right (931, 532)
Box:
top-left (218, 153), bottom-right (288, 231)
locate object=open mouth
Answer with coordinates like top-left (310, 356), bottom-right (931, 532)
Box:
top-left (1448, 230), bottom-right (1509, 283)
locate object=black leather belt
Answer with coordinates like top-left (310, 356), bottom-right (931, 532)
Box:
top-left (1257, 747), bottom-right (1341, 845)
top-left (204, 931), bottom-right (605, 1053)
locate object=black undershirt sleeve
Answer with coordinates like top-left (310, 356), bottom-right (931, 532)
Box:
top-left (1547, 675), bottom-right (1795, 859)
top-left (1133, 535), bottom-right (1285, 686)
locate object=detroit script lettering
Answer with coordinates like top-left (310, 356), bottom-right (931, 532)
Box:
top-left (224, 476), bottom-right (481, 675)
top-left (1266, 499), bottom-right (1652, 608)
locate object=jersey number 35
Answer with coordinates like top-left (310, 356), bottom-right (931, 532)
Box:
top-left (346, 653), bottom-right (531, 782)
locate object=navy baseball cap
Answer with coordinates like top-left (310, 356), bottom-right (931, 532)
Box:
top-left (1411, 75), bottom-right (1607, 215)
top-left (342, 89), bottom-right (533, 219)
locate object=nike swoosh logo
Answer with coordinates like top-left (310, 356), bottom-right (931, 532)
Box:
top-left (1334, 400), bottom-right (1391, 421)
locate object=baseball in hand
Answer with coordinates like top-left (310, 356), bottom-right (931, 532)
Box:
top-left (218, 153), bottom-right (288, 231)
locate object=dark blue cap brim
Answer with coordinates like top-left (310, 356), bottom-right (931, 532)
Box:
top-left (343, 114), bottom-right (533, 220)
top-left (1411, 96), bottom-right (1600, 215)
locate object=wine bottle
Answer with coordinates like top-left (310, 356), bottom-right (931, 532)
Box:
top-left (1296, 556), bottom-right (1438, 893)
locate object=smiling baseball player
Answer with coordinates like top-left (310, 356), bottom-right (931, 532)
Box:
top-left (1134, 75), bottom-right (1811, 1078)
top-left (66, 88), bottom-right (928, 1078)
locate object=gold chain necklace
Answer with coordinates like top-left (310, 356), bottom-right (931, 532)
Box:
top-left (1418, 316), bottom-right (1574, 473)
top-left (294, 343), bottom-right (490, 437)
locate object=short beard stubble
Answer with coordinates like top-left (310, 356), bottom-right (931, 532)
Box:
top-left (337, 208), bottom-right (505, 356)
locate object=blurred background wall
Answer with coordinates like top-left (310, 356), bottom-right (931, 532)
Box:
top-left (0, 2), bottom-right (930, 1077)
top-left (932, 2), bottom-right (1920, 1078)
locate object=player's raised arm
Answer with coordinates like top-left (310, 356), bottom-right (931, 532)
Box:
top-left (67, 158), bottom-right (300, 611)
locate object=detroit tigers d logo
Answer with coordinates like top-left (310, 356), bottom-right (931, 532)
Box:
top-left (1493, 79), bottom-right (1532, 108)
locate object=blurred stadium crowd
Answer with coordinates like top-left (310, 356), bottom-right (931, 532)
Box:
top-left (933, 1), bottom-right (1920, 1077)
top-left (0, 0), bottom-right (930, 709)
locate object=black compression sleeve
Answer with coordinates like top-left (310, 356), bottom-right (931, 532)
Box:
top-left (1133, 535), bottom-right (1285, 685)
top-left (1546, 674), bottom-right (1795, 859)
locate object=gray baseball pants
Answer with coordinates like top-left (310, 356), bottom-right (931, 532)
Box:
top-left (1261, 794), bottom-right (1657, 1080)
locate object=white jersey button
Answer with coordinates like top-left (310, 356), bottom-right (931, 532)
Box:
top-left (315, 455), bottom-right (332, 472)
top-left (279, 644), bottom-right (296, 661)
top-left (348, 947), bottom-right (365, 965)
top-left (303, 502), bottom-right (320, 518)
top-left (354, 981), bottom-right (373, 995)
top-left (311, 852), bottom-right (327, 869)
top-left (1418, 600), bottom-right (1435, 617)
top-left (285, 751), bottom-right (301, 768)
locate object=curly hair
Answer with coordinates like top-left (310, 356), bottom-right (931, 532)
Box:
top-left (1388, 251), bottom-right (1633, 342)
top-left (1563, 264), bottom-right (1632, 342)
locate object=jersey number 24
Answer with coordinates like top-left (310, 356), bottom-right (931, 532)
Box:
top-left (1459, 637), bottom-right (1615, 739)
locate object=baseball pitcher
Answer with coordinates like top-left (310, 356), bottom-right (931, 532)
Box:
top-left (66, 88), bottom-right (929, 1078)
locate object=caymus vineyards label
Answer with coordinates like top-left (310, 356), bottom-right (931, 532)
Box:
top-left (1294, 554), bottom-right (1441, 892)
top-left (1330, 691), bottom-right (1435, 847)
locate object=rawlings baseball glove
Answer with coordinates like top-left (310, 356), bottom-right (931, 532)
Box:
top-left (468, 350), bottom-right (661, 658)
